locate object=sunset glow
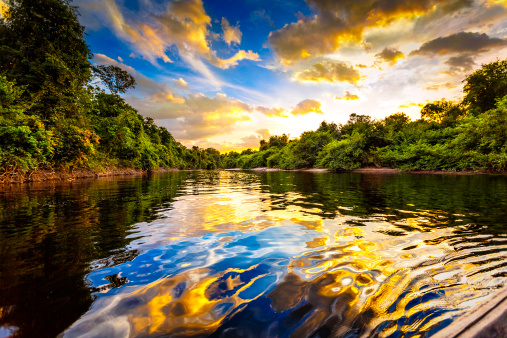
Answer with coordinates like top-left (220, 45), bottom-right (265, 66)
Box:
top-left (76, 0), bottom-right (507, 151)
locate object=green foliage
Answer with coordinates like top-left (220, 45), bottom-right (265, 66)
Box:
top-left (463, 59), bottom-right (507, 114)
top-left (0, 76), bottom-right (54, 172)
top-left (0, 0), bottom-right (92, 119)
top-left (420, 100), bottom-right (466, 126)
top-left (317, 134), bottom-right (366, 170)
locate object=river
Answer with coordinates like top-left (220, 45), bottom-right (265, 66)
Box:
top-left (1, 171), bottom-right (506, 337)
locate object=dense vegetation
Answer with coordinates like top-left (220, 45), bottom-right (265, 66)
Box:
top-left (1, 0), bottom-right (506, 183)
top-left (0, 0), bottom-right (223, 182)
top-left (221, 60), bottom-right (507, 172)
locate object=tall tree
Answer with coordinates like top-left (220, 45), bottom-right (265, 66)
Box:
top-left (93, 65), bottom-right (136, 95)
top-left (0, 0), bottom-right (92, 119)
top-left (463, 58), bottom-right (507, 114)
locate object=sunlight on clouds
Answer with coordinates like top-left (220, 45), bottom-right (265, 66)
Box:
top-left (80, 0), bottom-right (259, 82)
top-left (375, 48), bottom-right (405, 66)
top-left (193, 129), bottom-right (269, 152)
top-left (291, 99), bottom-right (324, 115)
top-left (268, 0), bottom-right (452, 64)
top-left (208, 50), bottom-right (260, 69)
top-left (294, 61), bottom-right (361, 84)
top-left (174, 78), bottom-right (190, 90)
top-left (256, 106), bottom-right (289, 118)
top-left (221, 18), bottom-right (242, 46)
top-left (336, 91), bottom-right (360, 100)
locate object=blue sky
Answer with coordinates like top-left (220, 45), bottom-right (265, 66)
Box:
top-left (74, 0), bottom-right (507, 151)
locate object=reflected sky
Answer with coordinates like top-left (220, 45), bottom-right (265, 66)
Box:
top-left (1, 171), bottom-right (507, 337)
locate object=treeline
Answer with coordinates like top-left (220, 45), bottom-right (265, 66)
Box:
top-left (0, 0), bottom-right (222, 182)
top-left (221, 59), bottom-right (507, 172)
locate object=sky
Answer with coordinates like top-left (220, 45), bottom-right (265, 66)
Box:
top-left (74, 0), bottom-right (507, 151)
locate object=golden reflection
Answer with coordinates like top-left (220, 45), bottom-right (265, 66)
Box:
top-left (59, 172), bottom-right (507, 337)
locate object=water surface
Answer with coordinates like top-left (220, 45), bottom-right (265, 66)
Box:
top-left (1, 171), bottom-right (507, 337)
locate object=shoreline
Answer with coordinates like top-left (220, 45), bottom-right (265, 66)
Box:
top-left (2, 166), bottom-right (505, 185)
top-left (0, 167), bottom-right (181, 185)
top-left (225, 167), bottom-right (506, 175)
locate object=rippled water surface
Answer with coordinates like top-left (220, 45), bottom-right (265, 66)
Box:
top-left (1, 171), bottom-right (507, 337)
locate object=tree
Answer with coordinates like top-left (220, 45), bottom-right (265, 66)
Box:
top-left (93, 65), bottom-right (136, 95)
top-left (463, 58), bottom-right (507, 114)
top-left (0, 0), bottom-right (92, 118)
top-left (420, 100), bottom-right (465, 125)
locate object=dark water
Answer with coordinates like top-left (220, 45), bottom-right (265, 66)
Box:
top-left (1, 171), bottom-right (507, 337)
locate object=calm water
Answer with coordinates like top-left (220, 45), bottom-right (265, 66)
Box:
top-left (1, 171), bottom-right (507, 337)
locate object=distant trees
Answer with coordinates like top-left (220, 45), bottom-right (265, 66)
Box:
top-left (221, 58), bottom-right (507, 172)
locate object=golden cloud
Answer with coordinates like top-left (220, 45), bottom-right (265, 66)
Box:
top-left (208, 50), bottom-right (260, 69)
top-left (268, 0), bottom-right (451, 63)
top-left (375, 47), bottom-right (405, 65)
top-left (174, 78), bottom-right (190, 90)
top-left (256, 129), bottom-right (271, 140)
top-left (398, 102), bottom-right (424, 108)
top-left (425, 82), bottom-right (458, 91)
top-left (336, 91), bottom-right (360, 100)
top-left (256, 106), bottom-right (288, 118)
top-left (290, 99), bottom-right (324, 115)
top-left (294, 61), bottom-right (361, 84)
top-left (221, 18), bottom-right (242, 45)
top-left (155, 93), bottom-right (254, 141)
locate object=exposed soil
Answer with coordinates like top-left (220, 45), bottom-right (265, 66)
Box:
top-left (0, 167), bottom-right (181, 184)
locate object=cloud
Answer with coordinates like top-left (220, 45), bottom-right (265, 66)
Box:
top-left (256, 106), bottom-right (288, 118)
top-left (399, 102), bottom-right (424, 108)
top-left (221, 18), bottom-right (242, 45)
top-left (290, 99), bottom-right (323, 115)
top-left (267, 0), bottom-right (452, 64)
top-left (80, 0), bottom-right (259, 81)
top-left (375, 47), bottom-right (405, 65)
top-left (207, 50), bottom-right (260, 69)
top-left (410, 31), bottom-right (507, 56)
top-left (444, 54), bottom-right (476, 74)
top-left (256, 129), bottom-right (271, 140)
top-left (193, 129), bottom-right (271, 152)
top-left (294, 60), bottom-right (361, 84)
top-left (173, 78), bottom-right (190, 90)
top-left (267, 13), bottom-right (347, 64)
top-left (336, 91), bottom-right (360, 100)
top-left (152, 93), bottom-right (253, 141)
top-left (425, 82), bottom-right (458, 91)
top-left (94, 53), bottom-right (184, 102)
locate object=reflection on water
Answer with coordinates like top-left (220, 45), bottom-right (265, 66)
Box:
top-left (1, 171), bottom-right (507, 337)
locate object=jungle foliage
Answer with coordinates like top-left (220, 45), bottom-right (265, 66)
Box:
top-left (221, 60), bottom-right (507, 172)
top-left (0, 0), bottom-right (223, 180)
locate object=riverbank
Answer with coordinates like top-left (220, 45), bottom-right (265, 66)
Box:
top-left (225, 167), bottom-right (506, 175)
top-left (0, 167), bottom-right (181, 184)
top-left (2, 166), bottom-right (505, 185)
